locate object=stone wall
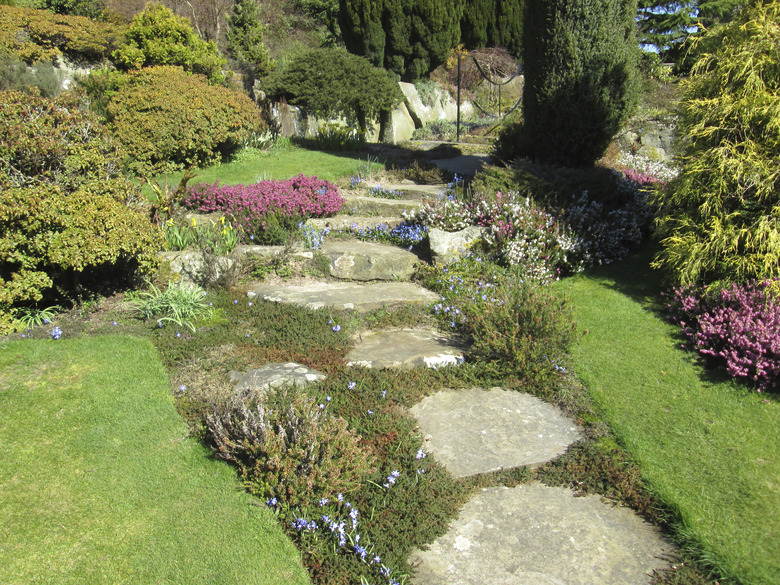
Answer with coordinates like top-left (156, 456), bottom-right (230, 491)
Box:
top-left (266, 82), bottom-right (472, 145)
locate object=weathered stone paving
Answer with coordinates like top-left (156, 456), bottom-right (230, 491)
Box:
top-left (409, 387), bottom-right (582, 477)
top-left (247, 281), bottom-right (438, 313)
top-left (410, 484), bottom-right (671, 585)
top-left (229, 362), bottom-right (325, 396)
top-left (346, 328), bottom-right (467, 370)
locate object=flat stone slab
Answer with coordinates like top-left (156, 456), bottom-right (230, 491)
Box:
top-left (373, 183), bottom-right (446, 200)
top-left (308, 216), bottom-right (405, 231)
top-left (347, 329), bottom-right (467, 369)
top-left (342, 194), bottom-right (421, 217)
top-left (247, 281), bottom-right (439, 313)
top-left (410, 483), bottom-right (671, 585)
top-left (321, 240), bottom-right (419, 281)
top-left (230, 362), bottom-right (326, 396)
top-left (409, 387), bottom-right (581, 477)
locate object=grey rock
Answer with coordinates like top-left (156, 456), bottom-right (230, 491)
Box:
top-left (321, 241), bottom-right (419, 281)
top-left (157, 250), bottom-right (234, 283)
top-left (382, 101), bottom-right (417, 144)
top-left (409, 387), bottom-right (581, 477)
top-left (346, 329), bottom-right (467, 370)
top-left (410, 483), bottom-right (671, 585)
top-left (247, 281), bottom-right (439, 313)
top-left (231, 362), bottom-right (326, 397)
top-left (428, 227), bottom-right (488, 265)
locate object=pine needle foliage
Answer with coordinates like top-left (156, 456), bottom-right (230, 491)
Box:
top-left (651, 0), bottom-right (780, 287)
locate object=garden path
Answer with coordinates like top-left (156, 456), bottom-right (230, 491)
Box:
top-left (230, 160), bottom-right (675, 584)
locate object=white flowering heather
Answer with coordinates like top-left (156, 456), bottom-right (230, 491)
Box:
top-left (617, 152), bottom-right (679, 183)
top-left (406, 194), bottom-right (472, 232)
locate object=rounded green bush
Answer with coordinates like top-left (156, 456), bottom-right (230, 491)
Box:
top-left (106, 65), bottom-right (265, 176)
top-left (0, 89), bottom-right (162, 332)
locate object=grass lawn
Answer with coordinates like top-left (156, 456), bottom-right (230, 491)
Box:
top-left (556, 248), bottom-right (780, 585)
top-left (154, 145), bottom-right (385, 188)
top-left (0, 335), bottom-right (310, 585)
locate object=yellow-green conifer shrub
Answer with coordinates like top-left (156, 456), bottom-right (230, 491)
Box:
top-left (0, 90), bottom-right (162, 332)
top-left (106, 66), bottom-right (265, 176)
top-left (0, 5), bottom-right (124, 63)
top-left (652, 0), bottom-right (780, 286)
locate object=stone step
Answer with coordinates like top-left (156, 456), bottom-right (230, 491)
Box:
top-left (346, 328), bottom-right (466, 370)
top-left (341, 194), bottom-right (422, 217)
top-left (360, 182), bottom-right (446, 200)
top-left (320, 240), bottom-right (420, 281)
top-left (246, 280), bottom-right (439, 313)
top-left (307, 215), bottom-right (406, 232)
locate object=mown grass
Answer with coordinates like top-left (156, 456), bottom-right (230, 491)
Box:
top-left (556, 247), bottom-right (780, 585)
top-left (0, 335), bottom-right (310, 585)
top-left (154, 144), bottom-right (385, 188)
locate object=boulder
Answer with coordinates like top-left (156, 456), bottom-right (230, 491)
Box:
top-left (320, 241), bottom-right (420, 281)
top-left (428, 226), bottom-right (488, 265)
top-left (380, 101), bottom-right (417, 144)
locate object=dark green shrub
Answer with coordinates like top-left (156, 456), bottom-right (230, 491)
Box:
top-left (112, 2), bottom-right (226, 85)
top-left (339, 0), bottom-right (465, 81)
top-left (207, 386), bottom-right (376, 510)
top-left (105, 66), bottom-right (265, 175)
top-left (264, 47), bottom-right (402, 132)
top-left (460, 0), bottom-right (524, 58)
top-left (0, 89), bottom-right (162, 332)
top-left (502, 0), bottom-right (640, 167)
top-left (44, 0), bottom-right (104, 19)
top-left (652, 0), bottom-right (780, 286)
top-left (0, 5), bottom-right (124, 63)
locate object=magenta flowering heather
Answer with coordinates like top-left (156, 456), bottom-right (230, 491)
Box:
top-left (184, 175), bottom-right (344, 240)
top-left (668, 280), bottom-right (780, 392)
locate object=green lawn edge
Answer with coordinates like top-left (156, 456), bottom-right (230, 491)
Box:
top-left (556, 251), bottom-right (780, 585)
top-left (0, 335), bottom-right (310, 585)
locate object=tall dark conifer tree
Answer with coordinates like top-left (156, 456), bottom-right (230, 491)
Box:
top-left (518, 0), bottom-right (640, 167)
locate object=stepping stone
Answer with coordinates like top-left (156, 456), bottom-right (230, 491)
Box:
top-left (347, 328), bottom-right (466, 370)
top-left (308, 216), bottom-right (406, 231)
top-left (229, 362), bottom-right (326, 397)
top-left (341, 194), bottom-right (421, 217)
top-left (409, 387), bottom-right (581, 477)
top-left (247, 281), bottom-right (439, 313)
top-left (410, 483), bottom-right (671, 585)
top-left (430, 153), bottom-right (492, 177)
top-left (320, 241), bottom-right (419, 281)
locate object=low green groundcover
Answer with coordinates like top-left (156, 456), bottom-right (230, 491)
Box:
top-left (0, 335), bottom-right (309, 585)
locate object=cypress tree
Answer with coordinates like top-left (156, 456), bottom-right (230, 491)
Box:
top-left (518, 0), bottom-right (640, 167)
top-left (340, 0), bottom-right (465, 81)
top-left (461, 0), bottom-right (524, 58)
top-left (227, 0), bottom-right (273, 82)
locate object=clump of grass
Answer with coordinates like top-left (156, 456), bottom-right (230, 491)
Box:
top-left (130, 280), bottom-right (213, 331)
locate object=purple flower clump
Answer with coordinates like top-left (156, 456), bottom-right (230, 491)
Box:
top-left (668, 280), bottom-right (780, 392)
top-left (184, 174), bottom-right (344, 239)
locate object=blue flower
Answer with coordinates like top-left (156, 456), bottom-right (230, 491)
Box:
top-left (50, 326), bottom-right (62, 340)
top-left (332, 325), bottom-right (341, 332)
top-left (416, 448), bottom-right (426, 460)
top-left (266, 497), bottom-right (277, 507)
top-left (347, 381), bottom-right (356, 390)
top-left (354, 544), bottom-right (367, 560)
top-left (179, 385), bottom-right (187, 392)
